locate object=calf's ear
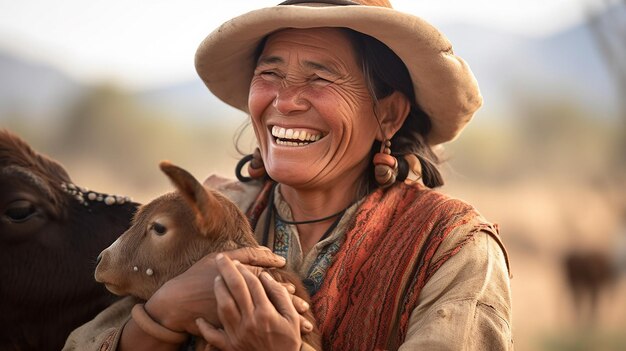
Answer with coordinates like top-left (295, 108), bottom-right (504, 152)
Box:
top-left (159, 161), bottom-right (223, 236)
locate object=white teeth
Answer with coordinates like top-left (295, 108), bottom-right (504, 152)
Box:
top-left (276, 139), bottom-right (310, 146)
top-left (271, 125), bottom-right (323, 145)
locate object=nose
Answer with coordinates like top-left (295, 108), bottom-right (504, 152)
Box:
top-left (96, 253), bottom-right (102, 265)
top-left (273, 85), bottom-right (310, 115)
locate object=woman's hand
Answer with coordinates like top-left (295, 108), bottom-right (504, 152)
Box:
top-left (195, 255), bottom-right (303, 351)
top-left (143, 247), bottom-right (287, 335)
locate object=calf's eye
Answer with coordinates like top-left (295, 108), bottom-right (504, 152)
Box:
top-left (150, 222), bottom-right (167, 236)
top-left (5, 200), bottom-right (37, 223)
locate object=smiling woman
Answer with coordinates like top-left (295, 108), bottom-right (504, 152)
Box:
top-left (65, 1), bottom-right (512, 350)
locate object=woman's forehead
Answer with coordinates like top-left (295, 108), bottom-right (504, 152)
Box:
top-left (261, 28), bottom-right (358, 69)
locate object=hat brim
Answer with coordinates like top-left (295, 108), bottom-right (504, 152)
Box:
top-left (195, 4), bottom-right (482, 145)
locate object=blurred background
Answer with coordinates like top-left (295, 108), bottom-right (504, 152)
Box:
top-left (1, 0), bottom-right (625, 349)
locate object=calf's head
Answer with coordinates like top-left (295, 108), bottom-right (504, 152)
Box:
top-left (95, 161), bottom-right (257, 300)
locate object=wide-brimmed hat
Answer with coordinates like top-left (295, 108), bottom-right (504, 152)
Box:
top-left (195, 0), bottom-right (482, 145)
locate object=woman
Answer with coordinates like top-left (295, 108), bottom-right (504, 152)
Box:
top-left (65, 0), bottom-right (512, 350)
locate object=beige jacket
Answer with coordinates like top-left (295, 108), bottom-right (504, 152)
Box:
top-left (64, 177), bottom-right (513, 350)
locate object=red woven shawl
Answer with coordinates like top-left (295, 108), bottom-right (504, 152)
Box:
top-left (310, 182), bottom-right (499, 350)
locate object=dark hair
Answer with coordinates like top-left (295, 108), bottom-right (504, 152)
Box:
top-left (343, 28), bottom-right (444, 191)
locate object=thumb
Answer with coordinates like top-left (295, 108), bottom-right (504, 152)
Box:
top-left (195, 318), bottom-right (228, 351)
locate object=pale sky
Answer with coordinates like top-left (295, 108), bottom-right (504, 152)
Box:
top-left (0, 0), bottom-right (609, 89)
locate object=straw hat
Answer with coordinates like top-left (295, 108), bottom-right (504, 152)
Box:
top-left (195, 0), bottom-right (482, 145)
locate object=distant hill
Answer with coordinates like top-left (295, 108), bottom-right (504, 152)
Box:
top-left (135, 80), bottom-right (246, 125)
top-left (440, 19), bottom-right (619, 119)
top-left (0, 51), bottom-right (81, 120)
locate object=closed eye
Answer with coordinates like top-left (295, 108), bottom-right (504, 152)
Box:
top-left (258, 70), bottom-right (282, 79)
top-left (312, 75), bottom-right (333, 84)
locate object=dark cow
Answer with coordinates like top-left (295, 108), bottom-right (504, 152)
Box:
top-left (562, 249), bottom-right (619, 325)
top-left (0, 129), bottom-right (138, 351)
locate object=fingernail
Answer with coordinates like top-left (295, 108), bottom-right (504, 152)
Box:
top-left (215, 276), bottom-right (222, 283)
top-left (286, 284), bottom-right (296, 294)
top-left (303, 320), bottom-right (313, 331)
top-left (216, 253), bottom-right (224, 261)
top-left (301, 301), bottom-right (309, 310)
top-left (275, 255), bottom-right (286, 262)
top-left (233, 259), bottom-right (241, 266)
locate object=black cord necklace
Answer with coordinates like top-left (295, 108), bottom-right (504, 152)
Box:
top-left (261, 183), bottom-right (350, 246)
top-left (272, 203), bottom-right (347, 225)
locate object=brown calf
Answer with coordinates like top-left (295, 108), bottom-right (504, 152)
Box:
top-left (95, 161), bottom-right (321, 349)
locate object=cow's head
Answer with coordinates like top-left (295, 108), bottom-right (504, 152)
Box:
top-left (0, 129), bottom-right (138, 351)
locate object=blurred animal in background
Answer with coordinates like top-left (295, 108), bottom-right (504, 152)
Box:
top-left (562, 248), bottom-right (621, 326)
top-left (0, 129), bottom-right (138, 351)
top-left (95, 161), bottom-right (321, 349)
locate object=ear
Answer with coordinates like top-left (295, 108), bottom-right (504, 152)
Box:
top-left (159, 161), bottom-right (222, 236)
top-left (374, 91), bottom-right (410, 141)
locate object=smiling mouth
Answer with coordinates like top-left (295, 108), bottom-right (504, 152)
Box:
top-left (271, 125), bottom-right (324, 146)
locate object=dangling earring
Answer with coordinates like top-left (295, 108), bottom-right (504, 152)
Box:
top-left (235, 148), bottom-right (267, 182)
top-left (373, 139), bottom-right (398, 188)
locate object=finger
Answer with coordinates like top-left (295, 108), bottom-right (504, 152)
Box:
top-left (282, 282), bottom-right (296, 294)
top-left (242, 263), bottom-right (265, 277)
top-left (213, 275), bottom-right (241, 330)
top-left (260, 272), bottom-right (299, 321)
top-left (215, 254), bottom-right (254, 316)
top-left (249, 271), bottom-right (309, 313)
top-left (291, 294), bottom-right (310, 314)
top-left (236, 264), bottom-right (273, 309)
top-left (300, 315), bottom-right (314, 334)
top-left (195, 317), bottom-right (228, 351)
top-left (224, 246), bottom-right (286, 268)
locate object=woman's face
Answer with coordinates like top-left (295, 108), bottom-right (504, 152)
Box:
top-left (248, 28), bottom-right (380, 189)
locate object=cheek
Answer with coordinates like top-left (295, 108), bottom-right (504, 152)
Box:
top-left (316, 87), bottom-right (374, 135)
top-left (248, 79), bottom-right (277, 122)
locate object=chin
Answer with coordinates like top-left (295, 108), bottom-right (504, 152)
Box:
top-left (267, 166), bottom-right (315, 187)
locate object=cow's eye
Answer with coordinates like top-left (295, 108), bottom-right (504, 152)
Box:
top-left (150, 222), bottom-right (167, 236)
top-left (5, 200), bottom-right (37, 223)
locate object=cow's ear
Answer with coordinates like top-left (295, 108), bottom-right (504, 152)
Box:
top-left (159, 161), bottom-right (222, 236)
